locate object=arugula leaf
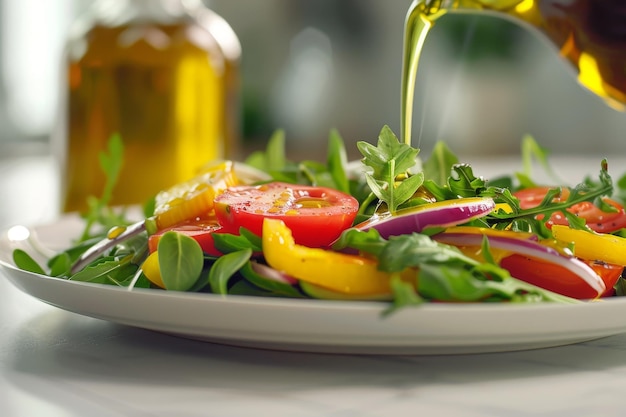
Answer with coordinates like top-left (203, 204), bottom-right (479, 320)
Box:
top-left (519, 134), bottom-right (561, 186)
top-left (70, 255), bottom-right (138, 285)
top-left (47, 236), bottom-right (107, 268)
top-left (417, 263), bottom-right (520, 302)
top-left (423, 163), bottom-right (487, 201)
top-left (382, 275), bottom-right (423, 317)
top-left (78, 133), bottom-right (129, 242)
top-left (243, 129), bottom-right (356, 197)
top-left (327, 128), bottom-right (350, 193)
top-left (335, 229), bottom-right (578, 306)
top-left (357, 125), bottom-right (423, 213)
top-left (244, 129), bottom-right (287, 173)
top-left (296, 160), bottom-right (335, 187)
top-left (378, 234), bottom-right (578, 304)
top-left (378, 233), bottom-right (478, 272)
top-left (488, 160), bottom-right (614, 235)
top-left (480, 235), bottom-right (496, 265)
top-left (448, 164), bottom-right (488, 197)
top-left (418, 262), bottom-right (578, 304)
top-left (615, 172), bottom-right (626, 203)
top-left (99, 133), bottom-right (124, 206)
top-left (422, 141), bottom-right (458, 186)
top-left (266, 130), bottom-right (287, 171)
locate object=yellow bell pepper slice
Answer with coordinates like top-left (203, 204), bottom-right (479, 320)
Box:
top-left (440, 226), bottom-right (534, 263)
top-left (443, 226), bottom-right (534, 240)
top-left (552, 225), bottom-right (626, 266)
top-left (262, 218), bottom-right (413, 295)
top-left (141, 251), bottom-right (165, 288)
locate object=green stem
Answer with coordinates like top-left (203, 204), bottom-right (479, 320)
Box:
top-left (357, 192), bottom-right (378, 217)
top-left (492, 183), bottom-right (613, 223)
top-left (388, 159), bottom-right (396, 214)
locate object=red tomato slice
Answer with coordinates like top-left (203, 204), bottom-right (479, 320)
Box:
top-left (500, 254), bottom-right (623, 299)
top-left (214, 182), bottom-right (359, 248)
top-left (514, 186), bottom-right (566, 210)
top-left (514, 187), bottom-right (626, 233)
top-left (148, 219), bottom-right (223, 257)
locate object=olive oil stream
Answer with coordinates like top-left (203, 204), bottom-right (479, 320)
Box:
top-left (401, 0), bottom-right (626, 146)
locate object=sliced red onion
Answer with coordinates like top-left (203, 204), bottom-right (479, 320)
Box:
top-left (250, 261), bottom-right (298, 285)
top-left (433, 232), bottom-right (606, 296)
top-left (357, 197), bottom-right (496, 239)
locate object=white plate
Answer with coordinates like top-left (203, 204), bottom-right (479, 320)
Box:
top-left (2, 214), bottom-right (626, 355)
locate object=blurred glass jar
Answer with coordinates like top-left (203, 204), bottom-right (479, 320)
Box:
top-left (56, 0), bottom-right (241, 212)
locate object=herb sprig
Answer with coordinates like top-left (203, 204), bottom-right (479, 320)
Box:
top-left (79, 133), bottom-right (131, 242)
top-left (357, 125), bottom-right (424, 214)
top-left (419, 135), bottom-right (616, 237)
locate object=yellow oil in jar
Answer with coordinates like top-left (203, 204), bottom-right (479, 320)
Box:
top-left (63, 20), bottom-right (239, 212)
top-left (402, 0), bottom-right (626, 145)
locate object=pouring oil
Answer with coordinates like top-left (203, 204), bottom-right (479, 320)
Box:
top-left (401, 0), bottom-right (626, 145)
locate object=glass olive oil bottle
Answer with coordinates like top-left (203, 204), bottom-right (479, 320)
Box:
top-left (59, 0), bottom-right (241, 212)
top-left (402, 0), bottom-right (626, 145)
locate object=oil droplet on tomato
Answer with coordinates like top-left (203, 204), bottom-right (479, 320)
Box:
top-left (295, 197), bottom-right (332, 209)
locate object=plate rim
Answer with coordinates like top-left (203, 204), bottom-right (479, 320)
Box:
top-left (3, 214), bottom-right (626, 355)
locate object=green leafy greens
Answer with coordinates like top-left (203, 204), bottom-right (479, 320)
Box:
top-left (357, 125), bottom-right (424, 213)
top-left (11, 125), bottom-right (626, 315)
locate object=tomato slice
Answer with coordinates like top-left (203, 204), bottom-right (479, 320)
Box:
top-left (148, 219), bottom-right (223, 257)
top-left (214, 182), bottom-right (359, 248)
top-left (514, 186), bottom-right (566, 210)
top-left (500, 254), bottom-right (622, 299)
top-left (513, 187), bottom-right (626, 233)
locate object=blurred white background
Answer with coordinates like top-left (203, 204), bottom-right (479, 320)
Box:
top-left (1, 0), bottom-right (626, 159)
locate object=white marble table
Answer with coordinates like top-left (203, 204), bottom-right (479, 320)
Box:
top-left (3, 152), bottom-right (626, 417)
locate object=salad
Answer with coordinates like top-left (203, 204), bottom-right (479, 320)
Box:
top-left (12, 126), bottom-right (626, 315)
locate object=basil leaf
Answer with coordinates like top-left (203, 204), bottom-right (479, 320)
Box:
top-left (12, 249), bottom-right (46, 275)
top-left (158, 231), bottom-right (204, 291)
top-left (228, 279), bottom-right (286, 297)
top-left (49, 252), bottom-right (71, 277)
top-left (239, 261), bottom-right (305, 298)
top-left (209, 249), bottom-right (252, 295)
top-left (331, 228), bottom-right (386, 257)
top-left (213, 228), bottom-right (262, 254)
